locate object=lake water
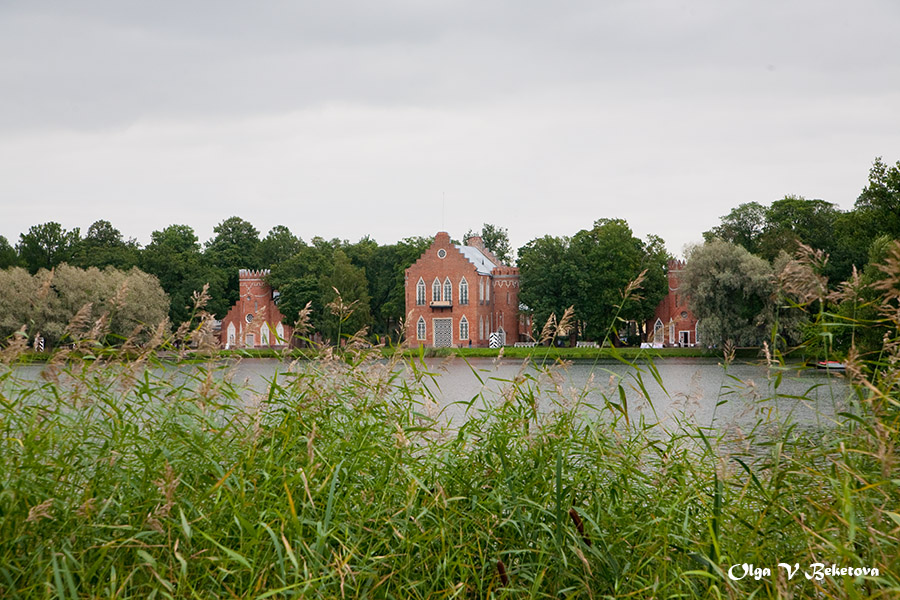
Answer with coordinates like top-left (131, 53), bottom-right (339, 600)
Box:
top-left (3, 357), bottom-right (854, 433)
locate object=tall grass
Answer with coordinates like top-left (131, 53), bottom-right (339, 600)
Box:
top-left (1, 255), bottom-right (899, 598)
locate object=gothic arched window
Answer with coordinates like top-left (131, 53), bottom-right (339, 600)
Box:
top-left (416, 278), bottom-right (426, 305)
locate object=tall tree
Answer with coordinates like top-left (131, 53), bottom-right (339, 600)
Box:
top-left (17, 222), bottom-right (80, 273)
top-left (258, 225), bottom-right (303, 268)
top-left (465, 223), bottom-right (513, 264)
top-left (569, 219), bottom-right (664, 341)
top-left (0, 265), bottom-right (168, 348)
top-left (681, 240), bottom-right (776, 347)
top-left (517, 235), bottom-right (576, 341)
top-left (141, 224), bottom-right (220, 324)
top-left (350, 236), bottom-right (432, 340)
top-left (0, 235), bottom-right (19, 268)
top-left (204, 217), bottom-right (262, 317)
top-left (855, 156), bottom-right (900, 239)
top-left (71, 220), bottom-right (140, 270)
top-left (758, 195), bottom-right (840, 262)
top-left (704, 202), bottom-right (767, 255)
top-left (267, 239), bottom-right (372, 345)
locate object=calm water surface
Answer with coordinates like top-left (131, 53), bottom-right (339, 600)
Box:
top-left (5, 357), bottom-right (854, 431)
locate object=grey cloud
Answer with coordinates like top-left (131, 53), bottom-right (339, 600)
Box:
top-left (3, 0), bottom-right (897, 134)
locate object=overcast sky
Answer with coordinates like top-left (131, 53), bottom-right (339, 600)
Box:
top-left (2, 0), bottom-right (899, 257)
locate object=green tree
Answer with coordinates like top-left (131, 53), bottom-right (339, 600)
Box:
top-left (704, 202), bottom-right (767, 255)
top-left (0, 235), bottom-right (19, 268)
top-left (633, 234), bottom-right (671, 339)
top-left (855, 156), bottom-right (900, 239)
top-left (517, 235), bottom-right (577, 342)
top-left (17, 222), bottom-right (81, 273)
top-left (569, 219), bottom-right (665, 341)
top-left (71, 220), bottom-right (140, 270)
top-left (268, 240), bottom-right (372, 345)
top-left (258, 225), bottom-right (303, 268)
top-left (758, 196), bottom-right (841, 262)
top-left (141, 225), bottom-right (220, 325)
top-left (465, 224), bottom-right (513, 264)
top-left (321, 250), bottom-right (372, 344)
top-left (204, 217), bottom-right (262, 318)
top-left (0, 265), bottom-right (168, 348)
top-left (0, 267), bottom-right (42, 341)
top-left (681, 240), bottom-right (776, 347)
top-left (351, 236), bottom-right (432, 341)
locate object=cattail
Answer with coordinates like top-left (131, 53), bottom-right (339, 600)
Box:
top-left (569, 507), bottom-right (592, 546)
top-left (496, 559), bottom-right (509, 586)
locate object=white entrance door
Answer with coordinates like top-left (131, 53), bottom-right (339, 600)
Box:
top-left (679, 330), bottom-right (690, 347)
top-left (433, 318), bottom-right (452, 347)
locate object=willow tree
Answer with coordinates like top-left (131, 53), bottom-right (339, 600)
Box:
top-left (0, 265), bottom-right (169, 348)
top-left (681, 239), bottom-right (775, 347)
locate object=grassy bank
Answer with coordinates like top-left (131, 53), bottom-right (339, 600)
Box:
top-left (200, 345), bottom-right (751, 362)
top-left (7, 344), bottom-right (769, 364)
top-left (1, 339), bottom-right (898, 598)
top-left (397, 345), bottom-right (755, 360)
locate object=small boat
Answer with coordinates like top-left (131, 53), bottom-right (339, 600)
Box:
top-left (816, 361), bottom-right (846, 371)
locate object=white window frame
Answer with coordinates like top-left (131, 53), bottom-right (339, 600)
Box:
top-left (459, 277), bottom-right (469, 305)
top-left (460, 316), bottom-right (469, 340)
top-left (416, 278), bottom-right (426, 305)
top-left (432, 278), bottom-right (441, 302)
top-left (653, 318), bottom-right (664, 345)
top-left (417, 317), bottom-right (426, 340)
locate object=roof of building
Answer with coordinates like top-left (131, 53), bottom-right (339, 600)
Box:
top-left (455, 244), bottom-right (497, 275)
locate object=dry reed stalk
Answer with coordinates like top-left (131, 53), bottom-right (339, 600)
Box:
top-left (0, 325), bottom-right (29, 364)
top-left (622, 269), bottom-right (646, 303)
top-left (294, 301), bottom-right (313, 337)
top-left (538, 313), bottom-right (557, 346)
top-left (110, 280), bottom-right (129, 311)
top-left (556, 306), bottom-right (575, 339)
top-left (778, 243), bottom-right (830, 305)
top-left (26, 499), bottom-right (54, 523)
top-left (327, 287), bottom-right (358, 321)
top-left (722, 340), bottom-right (736, 365)
top-left (192, 312), bottom-right (219, 354)
top-left (147, 462), bottom-right (181, 533)
top-left (64, 303), bottom-right (95, 340)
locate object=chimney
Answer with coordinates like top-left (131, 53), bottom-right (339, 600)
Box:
top-left (466, 235), bottom-right (484, 250)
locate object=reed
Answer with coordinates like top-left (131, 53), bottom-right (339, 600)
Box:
top-left (0, 254), bottom-right (898, 598)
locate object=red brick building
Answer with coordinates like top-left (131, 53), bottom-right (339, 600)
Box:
top-left (405, 232), bottom-right (530, 347)
top-left (646, 259), bottom-right (700, 347)
top-left (220, 269), bottom-right (292, 349)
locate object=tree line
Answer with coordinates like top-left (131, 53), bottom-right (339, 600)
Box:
top-left (2, 156), bottom-right (897, 351)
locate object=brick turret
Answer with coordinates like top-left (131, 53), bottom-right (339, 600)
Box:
top-left (220, 269), bottom-right (292, 348)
